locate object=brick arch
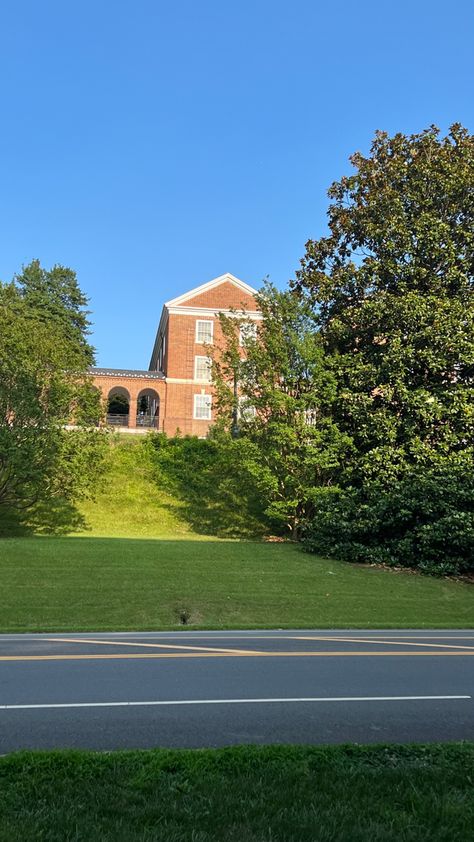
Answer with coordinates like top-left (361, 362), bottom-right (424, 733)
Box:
top-left (136, 388), bottom-right (160, 429)
top-left (90, 370), bottom-right (166, 432)
top-left (106, 386), bottom-right (130, 426)
top-left (107, 385), bottom-right (130, 401)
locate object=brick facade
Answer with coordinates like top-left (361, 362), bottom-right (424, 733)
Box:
top-left (90, 273), bottom-right (260, 436)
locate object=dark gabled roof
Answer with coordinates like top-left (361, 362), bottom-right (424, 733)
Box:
top-left (89, 367), bottom-right (165, 380)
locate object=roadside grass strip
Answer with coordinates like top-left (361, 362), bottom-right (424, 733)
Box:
top-left (2, 537), bottom-right (474, 632)
top-left (1, 743), bottom-right (473, 841)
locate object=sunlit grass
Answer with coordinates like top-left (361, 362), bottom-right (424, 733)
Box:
top-left (1, 437), bottom-right (472, 632)
top-left (1, 535), bottom-right (473, 631)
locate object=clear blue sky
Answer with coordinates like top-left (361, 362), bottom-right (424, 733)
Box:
top-left (1, 0), bottom-right (473, 368)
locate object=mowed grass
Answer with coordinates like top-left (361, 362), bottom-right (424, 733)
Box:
top-left (1, 535), bottom-right (474, 631)
top-left (0, 437), bottom-right (473, 631)
top-left (1, 743), bottom-right (474, 842)
top-left (77, 436), bottom-right (206, 539)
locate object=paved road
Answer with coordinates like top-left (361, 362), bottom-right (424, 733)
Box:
top-left (1, 629), bottom-right (473, 752)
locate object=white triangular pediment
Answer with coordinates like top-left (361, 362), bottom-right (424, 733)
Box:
top-left (165, 273), bottom-right (257, 308)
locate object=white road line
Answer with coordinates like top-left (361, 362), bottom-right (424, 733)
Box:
top-left (45, 637), bottom-right (267, 655)
top-left (0, 695), bottom-right (470, 710)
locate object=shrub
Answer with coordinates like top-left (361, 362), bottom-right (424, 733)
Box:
top-left (302, 453), bottom-right (474, 575)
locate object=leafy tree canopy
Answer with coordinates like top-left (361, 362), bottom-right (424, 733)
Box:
top-left (14, 259), bottom-right (95, 365)
top-left (0, 267), bottom-right (106, 531)
top-left (293, 124), bottom-right (474, 572)
top-left (294, 124), bottom-right (474, 481)
top-left (211, 284), bottom-right (351, 536)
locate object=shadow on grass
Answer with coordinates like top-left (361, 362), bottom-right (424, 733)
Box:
top-left (0, 498), bottom-right (87, 538)
top-left (0, 536), bottom-right (303, 632)
top-left (158, 495), bottom-right (268, 539)
top-left (146, 436), bottom-right (271, 539)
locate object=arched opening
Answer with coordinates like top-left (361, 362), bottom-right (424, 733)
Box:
top-left (136, 389), bottom-right (160, 429)
top-left (107, 386), bottom-right (130, 427)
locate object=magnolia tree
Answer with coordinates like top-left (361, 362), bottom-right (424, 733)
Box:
top-left (210, 125), bottom-right (473, 573)
top-left (294, 125), bottom-right (474, 573)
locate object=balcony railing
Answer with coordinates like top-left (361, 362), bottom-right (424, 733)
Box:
top-left (136, 413), bottom-right (159, 428)
top-left (106, 413), bottom-right (159, 429)
top-left (106, 414), bottom-right (129, 426)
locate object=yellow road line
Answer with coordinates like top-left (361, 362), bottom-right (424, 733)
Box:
top-left (339, 635), bottom-right (474, 640)
top-left (46, 637), bottom-right (266, 656)
top-left (294, 636), bottom-right (474, 651)
top-left (2, 650), bottom-right (474, 662)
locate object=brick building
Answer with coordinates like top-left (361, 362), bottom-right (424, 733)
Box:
top-left (90, 273), bottom-right (260, 435)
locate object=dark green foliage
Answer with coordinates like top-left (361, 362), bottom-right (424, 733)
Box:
top-left (1, 743), bottom-right (474, 841)
top-left (145, 432), bottom-right (270, 537)
top-left (211, 284), bottom-right (351, 537)
top-left (0, 264), bottom-right (107, 531)
top-left (295, 125), bottom-right (474, 573)
top-left (108, 393), bottom-right (129, 414)
top-left (303, 453), bottom-right (474, 575)
top-left (14, 258), bottom-right (95, 364)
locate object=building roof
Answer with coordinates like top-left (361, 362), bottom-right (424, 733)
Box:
top-left (89, 367), bottom-right (165, 380)
top-left (149, 272), bottom-right (258, 370)
top-left (164, 272), bottom-right (257, 308)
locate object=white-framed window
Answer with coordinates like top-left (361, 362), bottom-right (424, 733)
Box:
top-left (239, 321), bottom-right (258, 346)
top-left (238, 397), bottom-right (256, 421)
top-left (194, 393), bottom-right (212, 420)
top-left (304, 409), bottom-right (318, 427)
top-left (195, 319), bottom-right (213, 344)
top-left (194, 355), bottom-right (212, 382)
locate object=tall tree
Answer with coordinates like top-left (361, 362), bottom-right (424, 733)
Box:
top-left (294, 124), bottom-right (474, 572)
top-left (14, 259), bottom-right (95, 365)
top-left (211, 284), bottom-right (350, 537)
top-left (0, 271), bottom-right (105, 530)
top-left (294, 124), bottom-right (473, 468)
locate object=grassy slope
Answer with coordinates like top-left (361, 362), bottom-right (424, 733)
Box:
top-left (0, 437), bottom-right (473, 631)
top-left (1, 744), bottom-right (474, 842)
top-left (76, 437), bottom-right (208, 539)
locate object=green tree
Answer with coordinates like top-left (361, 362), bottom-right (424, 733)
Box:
top-left (211, 284), bottom-right (351, 537)
top-left (0, 276), bottom-right (106, 531)
top-left (294, 124), bottom-right (474, 572)
top-left (14, 259), bottom-right (95, 365)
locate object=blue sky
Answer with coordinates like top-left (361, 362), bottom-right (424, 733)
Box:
top-left (1, 0), bottom-right (473, 368)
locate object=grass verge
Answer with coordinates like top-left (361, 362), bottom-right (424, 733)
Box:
top-left (1, 743), bottom-right (473, 841)
top-left (1, 438), bottom-right (473, 632)
top-left (1, 536), bottom-right (474, 631)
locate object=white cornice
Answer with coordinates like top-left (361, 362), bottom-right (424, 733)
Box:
top-left (165, 378), bottom-right (212, 385)
top-left (165, 273), bottom-right (258, 307)
top-left (167, 306), bottom-right (262, 318)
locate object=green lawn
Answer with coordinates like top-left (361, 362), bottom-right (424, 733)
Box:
top-left (1, 535), bottom-right (473, 631)
top-left (1, 743), bottom-right (473, 842)
top-left (73, 436), bottom-right (208, 540)
top-left (0, 437), bottom-right (473, 631)
top-left (76, 435), bottom-right (267, 540)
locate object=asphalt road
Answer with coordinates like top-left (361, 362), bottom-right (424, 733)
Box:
top-left (1, 629), bottom-right (473, 752)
